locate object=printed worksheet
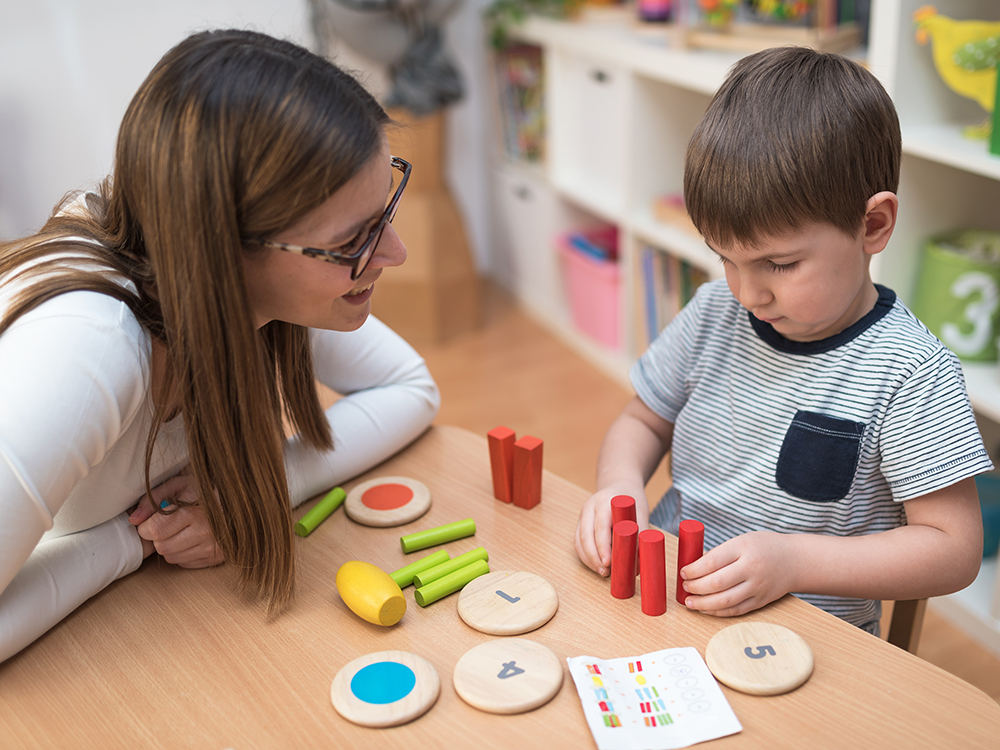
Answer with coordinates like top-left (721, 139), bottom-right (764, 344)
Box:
top-left (567, 647), bottom-right (742, 750)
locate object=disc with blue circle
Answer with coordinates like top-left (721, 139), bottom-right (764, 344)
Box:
top-left (331, 650), bottom-right (440, 727)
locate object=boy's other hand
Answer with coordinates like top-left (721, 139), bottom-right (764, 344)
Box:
top-left (575, 486), bottom-right (649, 576)
top-left (678, 530), bottom-right (794, 616)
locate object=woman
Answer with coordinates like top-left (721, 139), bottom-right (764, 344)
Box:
top-left (0, 29), bottom-right (439, 662)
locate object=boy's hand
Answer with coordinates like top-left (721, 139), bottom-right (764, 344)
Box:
top-left (575, 486), bottom-right (649, 577)
top-left (678, 531), bottom-right (794, 616)
top-left (127, 475), bottom-right (224, 569)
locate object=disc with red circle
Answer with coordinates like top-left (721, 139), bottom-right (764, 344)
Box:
top-left (344, 476), bottom-right (432, 527)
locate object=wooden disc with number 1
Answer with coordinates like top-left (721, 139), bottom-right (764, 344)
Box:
top-left (705, 622), bottom-right (813, 696)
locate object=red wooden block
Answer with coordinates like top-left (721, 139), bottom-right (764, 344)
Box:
top-left (611, 520), bottom-right (638, 599)
top-left (639, 529), bottom-right (666, 616)
top-left (676, 519), bottom-right (705, 605)
top-left (610, 495), bottom-right (636, 526)
top-left (512, 435), bottom-right (543, 509)
top-left (487, 426), bottom-right (516, 503)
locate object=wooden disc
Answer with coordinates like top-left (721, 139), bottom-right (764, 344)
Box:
top-left (453, 639), bottom-right (563, 714)
top-left (331, 651), bottom-right (440, 727)
top-left (344, 477), bottom-right (431, 528)
top-left (705, 622), bottom-right (814, 696)
top-left (457, 570), bottom-right (559, 635)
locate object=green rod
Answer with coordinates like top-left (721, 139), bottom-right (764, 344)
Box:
top-left (294, 486), bottom-right (346, 537)
top-left (414, 559), bottom-right (490, 607)
top-left (412, 547), bottom-right (489, 588)
top-left (400, 518), bottom-right (476, 554)
top-left (389, 549), bottom-right (451, 588)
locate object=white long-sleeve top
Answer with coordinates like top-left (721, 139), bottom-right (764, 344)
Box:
top-left (0, 282), bottom-right (440, 662)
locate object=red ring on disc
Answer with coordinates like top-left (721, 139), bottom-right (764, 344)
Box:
top-left (361, 483), bottom-right (414, 510)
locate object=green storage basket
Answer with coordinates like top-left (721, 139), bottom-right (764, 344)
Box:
top-left (911, 230), bottom-right (1000, 361)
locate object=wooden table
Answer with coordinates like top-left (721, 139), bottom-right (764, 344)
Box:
top-left (2, 425), bottom-right (998, 748)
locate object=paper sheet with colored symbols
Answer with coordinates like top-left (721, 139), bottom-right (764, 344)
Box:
top-left (567, 647), bottom-right (742, 749)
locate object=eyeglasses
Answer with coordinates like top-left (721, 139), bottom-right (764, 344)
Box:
top-left (251, 156), bottom-right (411, 280)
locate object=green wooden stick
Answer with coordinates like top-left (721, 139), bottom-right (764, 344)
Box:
top-left (294, 486), bottom-right (346, 537)
top-left (389, 549), bottom-right (451, 588)
top-left (414, 559), bottom-right (490, 607)
top-left (412, 547), bottom-right (489, 588)
top-left (400, 518), bottom-right (476, 553)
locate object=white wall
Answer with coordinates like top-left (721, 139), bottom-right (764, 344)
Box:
top-left (0, 0), bottom-right (492, 273)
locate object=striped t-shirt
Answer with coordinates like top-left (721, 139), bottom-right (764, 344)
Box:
top-left (635, 279), bottom-right (992, 631)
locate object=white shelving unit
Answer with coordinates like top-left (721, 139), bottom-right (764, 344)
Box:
top-left (488, 3), bottom-right (1000, 654)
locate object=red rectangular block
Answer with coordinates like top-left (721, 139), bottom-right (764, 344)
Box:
top-left (487, 426), bottom-right (516, 503)
top-left (512, 435), bottom-right (543, 509)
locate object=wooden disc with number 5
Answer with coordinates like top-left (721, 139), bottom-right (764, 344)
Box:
top-left (705, 622), bottom-right (813, 696)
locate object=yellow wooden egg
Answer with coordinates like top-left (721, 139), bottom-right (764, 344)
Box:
top-left (335, 560), bottom-right (407, 626)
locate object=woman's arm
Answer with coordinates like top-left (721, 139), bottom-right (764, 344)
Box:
top-left (283, 316), bottom-right (440, 506)
top-left (0, 291), bottom-right (149, 661)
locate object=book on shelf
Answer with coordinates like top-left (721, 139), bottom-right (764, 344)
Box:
top-left (493, 44), bottom-right (545, 164)
top-left (639, 245), bottom-right (710, 348)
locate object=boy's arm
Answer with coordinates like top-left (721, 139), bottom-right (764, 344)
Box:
top-left (575, 397), bottom-right (674, 576)
top-left (680, 477), bottom-right (983, 615)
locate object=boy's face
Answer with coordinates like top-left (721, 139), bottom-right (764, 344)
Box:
top-left (709, 222), bottom-right (878, 343)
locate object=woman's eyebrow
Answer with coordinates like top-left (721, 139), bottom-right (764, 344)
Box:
top-left (324, 173), bottom-right (394, 246)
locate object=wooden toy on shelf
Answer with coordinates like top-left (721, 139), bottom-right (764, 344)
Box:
top-left (676, 519), bottom-right (705, 605)
top-left (685, 0), bottom-right (861, 54)
top-left (914, 6), bottom-right (1000, 140)
top-left (487, 426), bottom-right (517, 502)
top-left (512, 435), bottom-right (544, 509)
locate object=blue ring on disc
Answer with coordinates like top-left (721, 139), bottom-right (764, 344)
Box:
top-left (350, 661), bottom-right (416, 704)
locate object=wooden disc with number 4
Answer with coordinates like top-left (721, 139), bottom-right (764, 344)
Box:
top-left (705, 622), bottom-right (813, 696)
top-left (453, 639), bottom-right (563, 714)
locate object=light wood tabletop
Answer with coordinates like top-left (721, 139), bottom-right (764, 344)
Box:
top-left (2, 424), bottom-right (998, 749)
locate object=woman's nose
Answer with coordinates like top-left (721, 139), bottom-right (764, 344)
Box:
top-left (371, 224), bottom-right (407, 269)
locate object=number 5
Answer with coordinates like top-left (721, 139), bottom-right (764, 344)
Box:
top-left (744, 645), bottom-right (776, 659)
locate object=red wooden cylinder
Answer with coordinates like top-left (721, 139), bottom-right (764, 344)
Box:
top-left (610, 495), bottom-right (636, 526)
top-left (676, 519), bottom-right (705, 605)
top-left (639, 529), bottom-right (666, 615)
top-left (610, 520), bottom-right (638, 599)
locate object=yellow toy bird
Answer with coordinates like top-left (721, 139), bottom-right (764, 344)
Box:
top-left (913, 5), bottom-right (1000, 139)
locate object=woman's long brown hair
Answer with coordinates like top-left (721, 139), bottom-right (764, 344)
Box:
top-left (0, 29), bottom-right (389, 614)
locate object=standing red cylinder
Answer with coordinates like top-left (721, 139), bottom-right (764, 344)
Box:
top-left (611, 495), bottom-right (636, 526)
top-left (639, 529), bottom-right (666, 615)
top-left (676, 519), bottom-right (705, 605)
top-left (610, 520), bottom-right (638, 599)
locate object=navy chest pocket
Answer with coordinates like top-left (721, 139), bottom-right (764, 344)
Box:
top-left (775, 410), bottom-right (866, 502)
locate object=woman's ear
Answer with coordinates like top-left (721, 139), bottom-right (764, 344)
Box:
top-left (862, 191), bottom-right (899, 256)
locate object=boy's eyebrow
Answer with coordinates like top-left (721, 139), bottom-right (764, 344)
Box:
top-left (705, 241), bottom-right (801, 262)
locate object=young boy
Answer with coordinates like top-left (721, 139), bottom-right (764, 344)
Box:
top-left (574, 46), bottom-right (990, 634)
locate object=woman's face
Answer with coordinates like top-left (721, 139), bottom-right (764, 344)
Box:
top-left (242, 141), bottom-right (406, 331)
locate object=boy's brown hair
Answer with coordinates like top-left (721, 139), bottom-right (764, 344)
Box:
top-left (684, 46), bottom-right (900, 249)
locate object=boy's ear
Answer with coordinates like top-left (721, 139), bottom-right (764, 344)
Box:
top-left (862, 191), bottom-right (898, 256)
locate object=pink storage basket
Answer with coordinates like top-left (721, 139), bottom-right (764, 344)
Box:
top-left (557, 229), bottom-right (620, 350)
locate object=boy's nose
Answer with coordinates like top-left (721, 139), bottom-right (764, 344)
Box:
top-left (738, 276), bottom-right (772, 311)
